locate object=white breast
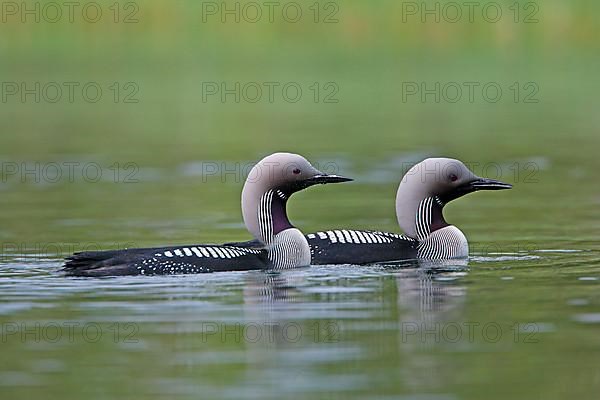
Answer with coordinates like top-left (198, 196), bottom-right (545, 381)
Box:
top-left (417, 225), bottom-right (469, 259)
top-left (268, 228), bottom-right (311, 269)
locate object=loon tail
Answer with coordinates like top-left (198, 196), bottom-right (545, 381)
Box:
top-left (62, 249), bottom-right (144, 277)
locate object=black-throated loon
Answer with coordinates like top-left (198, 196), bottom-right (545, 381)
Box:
top-left (307, 158), bottom-right (512, 263)
top-left (62, 152), bottom-right (351, 276)
top-left (228, 158), bottom-right (512, 263)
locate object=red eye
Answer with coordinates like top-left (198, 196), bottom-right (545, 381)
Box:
top-left (450, 174), bottom-right (458, 182)
top-left (293, 168), bottom-right (301, 175)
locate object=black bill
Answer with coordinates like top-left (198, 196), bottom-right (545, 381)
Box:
top-left (469, 178), bottom-right (513, 191)
top-left (309, 174), bottom-right (354, 184)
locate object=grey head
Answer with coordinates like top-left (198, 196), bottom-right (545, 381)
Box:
top-left (396, 158), bottom-right (512, 257)
top-left (242, 152), bottom-right (351, 268)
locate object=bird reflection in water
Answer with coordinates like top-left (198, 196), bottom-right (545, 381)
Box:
top-left (392, 259), bottom-right (469, 394)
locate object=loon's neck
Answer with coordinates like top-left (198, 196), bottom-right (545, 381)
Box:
top-left (243, 186), bottom-right (292, 244)
top-left (397, 194), bottom-right (468, 259)
top-left (398, 194), bottom-right (449, 241)
top-left (242, 188), bottom-right (311, 268)
top-left (257, 189), bottom-right (293, 245)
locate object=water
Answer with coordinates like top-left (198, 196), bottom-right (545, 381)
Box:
top-left (1, 252), bottom-right (600, 399)
top-left (0, 151), bottom-right (600, 399)
top-left (2, 117), bottom-right (600, 400)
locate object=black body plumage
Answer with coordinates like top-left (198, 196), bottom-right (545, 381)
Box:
top-left (63, 245), bottom-right (268, 277)
top-left (226, 230), bottom-right (419, 265)
top-left (306, 230), bottom-right (418, 264)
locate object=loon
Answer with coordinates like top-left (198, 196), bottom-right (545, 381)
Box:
top-left (306, 158), bottom-right (512, 263)
top-left (228, 158), bottom-right (512, 263)
top-left (62, 152), bottom-right (351, 276)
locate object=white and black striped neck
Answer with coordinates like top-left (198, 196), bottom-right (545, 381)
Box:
top-left (415, 196), bottom-right (449, 241)
top-left (395, 166), bottom-right (466, 257)
top-left (257, 189), bottom-right (311, 268)
top-left (414, 196), bottom-right (468, 259)
top-left (258, 188), bottom-right (294, 245)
